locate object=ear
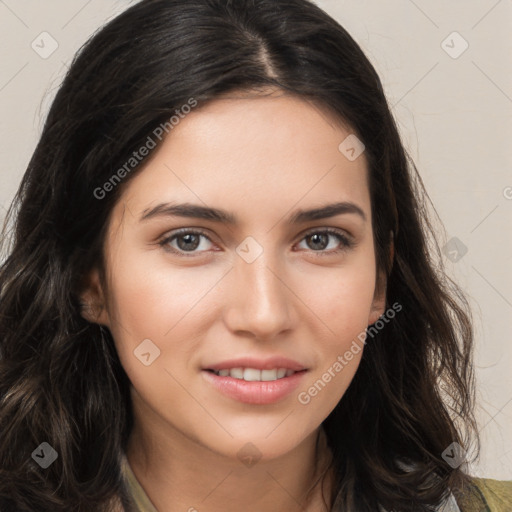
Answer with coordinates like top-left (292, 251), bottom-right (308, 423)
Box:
top-left (78, 267), bottom-right (110, 327)
top-left (368, 269), bottom-right (387, 325)
top-left (368, 237), bottom-right (394, 325)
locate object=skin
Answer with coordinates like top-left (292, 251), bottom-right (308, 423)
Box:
top-left (81, 88), bottom-right (387, 512)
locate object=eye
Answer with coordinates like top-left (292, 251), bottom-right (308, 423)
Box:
top-left (158, 227), bottom-right (354, 257)
top-left (159, 229), bottom-right (216, 255)
top-left (295, 228), bottom-right (353, 255)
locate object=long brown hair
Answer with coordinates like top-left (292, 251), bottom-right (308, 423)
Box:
top-left (0, 0), bottom-right (479, 510)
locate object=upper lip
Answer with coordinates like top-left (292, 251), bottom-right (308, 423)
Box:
top-left (204, 356), bottom-right (307, 372)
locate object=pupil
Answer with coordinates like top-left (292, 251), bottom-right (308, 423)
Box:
top-left (309, 233), bottom-right (327, 250)
top-left (178, 234), bottom-right (200, 251)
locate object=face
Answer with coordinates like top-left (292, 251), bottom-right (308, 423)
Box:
top-left (81, 89), bottom-right (386, 463)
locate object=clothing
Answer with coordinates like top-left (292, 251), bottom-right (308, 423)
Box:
top-left (455, 477), bottom-right (512, 511)
top-left (120, 455), bottom-right (512, 511)
top-left (121, 455), bottom-right (158, 512)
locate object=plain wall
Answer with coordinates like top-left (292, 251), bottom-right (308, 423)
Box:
top-left (0, 0), bottom-right (510, 480)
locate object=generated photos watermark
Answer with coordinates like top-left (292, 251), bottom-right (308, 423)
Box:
top-left (297, 301), bottom-right (402, 405)
top-left (93, 98), bottom-right (198, 200)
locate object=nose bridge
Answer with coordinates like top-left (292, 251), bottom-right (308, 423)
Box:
top-left (225, 242), bottom-right (295, 337)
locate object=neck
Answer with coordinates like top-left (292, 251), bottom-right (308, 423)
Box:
top-left (125, 397), bottom-right (333, 512)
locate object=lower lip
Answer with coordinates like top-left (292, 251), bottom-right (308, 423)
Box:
top-left (202, 370), bottom-right (307, 405)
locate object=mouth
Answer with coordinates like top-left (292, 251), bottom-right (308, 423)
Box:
top-left (205, 367), bottom-right (303, 381)
top-left (201, 366), bottom-right (308, 405)
top-left (201, 358), bottom-right (308, 404)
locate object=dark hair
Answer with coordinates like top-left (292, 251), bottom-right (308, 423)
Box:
top-left (0, 0), bottom-right (479, 510)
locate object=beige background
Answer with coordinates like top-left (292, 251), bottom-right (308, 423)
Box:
top-left (0, 0), bottom-right (510, 480)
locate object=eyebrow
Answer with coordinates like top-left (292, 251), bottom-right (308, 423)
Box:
top-left (140, 201), bottom-right (367, 224)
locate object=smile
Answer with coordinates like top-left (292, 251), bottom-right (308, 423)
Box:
top-left (202, 368), bottom-right (308, 405)
top-left (208, 367), bottom-right (298, 381)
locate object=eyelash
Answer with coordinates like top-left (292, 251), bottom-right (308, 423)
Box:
top-left (158, 228), bottom-right (354, 257)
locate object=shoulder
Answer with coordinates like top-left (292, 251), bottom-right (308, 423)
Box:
top-left (119, 453), bottom-right (159, 512)
top-left (471, 477), bottom-right (512, 510)
top-left (455, 476), bottom-right (512, 512)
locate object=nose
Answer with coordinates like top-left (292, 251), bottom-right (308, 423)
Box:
top-left (223, 251), bottom-right (298, 340)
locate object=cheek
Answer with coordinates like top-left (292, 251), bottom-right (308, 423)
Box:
top-left (104, 248), bottom-right (227, 388)
top-left (293, 254), bottom-right (376, 410)
top-left (302, 254), bottom-right (377, 340)
top-left (103, 255), bottom-right (220, 420)
top-left (106, 250), bottom-right (219, 338)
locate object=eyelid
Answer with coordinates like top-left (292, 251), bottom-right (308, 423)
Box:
top-left (298, 225), bottom-right (353, 240)
top-left (158, 226), bottom-right (354, 255)
top-left (294, 227), bottom-right (354, 254)
top-left (158, 227), bottom-right (218, 255)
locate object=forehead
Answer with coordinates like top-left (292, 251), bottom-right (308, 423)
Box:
top-left (112, 92), bottom-right (370, 228)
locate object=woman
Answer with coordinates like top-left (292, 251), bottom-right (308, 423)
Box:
top-left (0, 0), bottom-right (510, 510)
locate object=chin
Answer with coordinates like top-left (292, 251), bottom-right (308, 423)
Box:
top-left (196, 427), bottom-right (312, 464)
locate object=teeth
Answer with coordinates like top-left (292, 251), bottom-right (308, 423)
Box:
top-left (230, 367), bottom-right (244, 379)
top-left (261, 369), bottom-right (277, 381)
top-left (212, 367), bottom-right (297, 381)
top-left (244, 368), bottom-right (261, 381)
